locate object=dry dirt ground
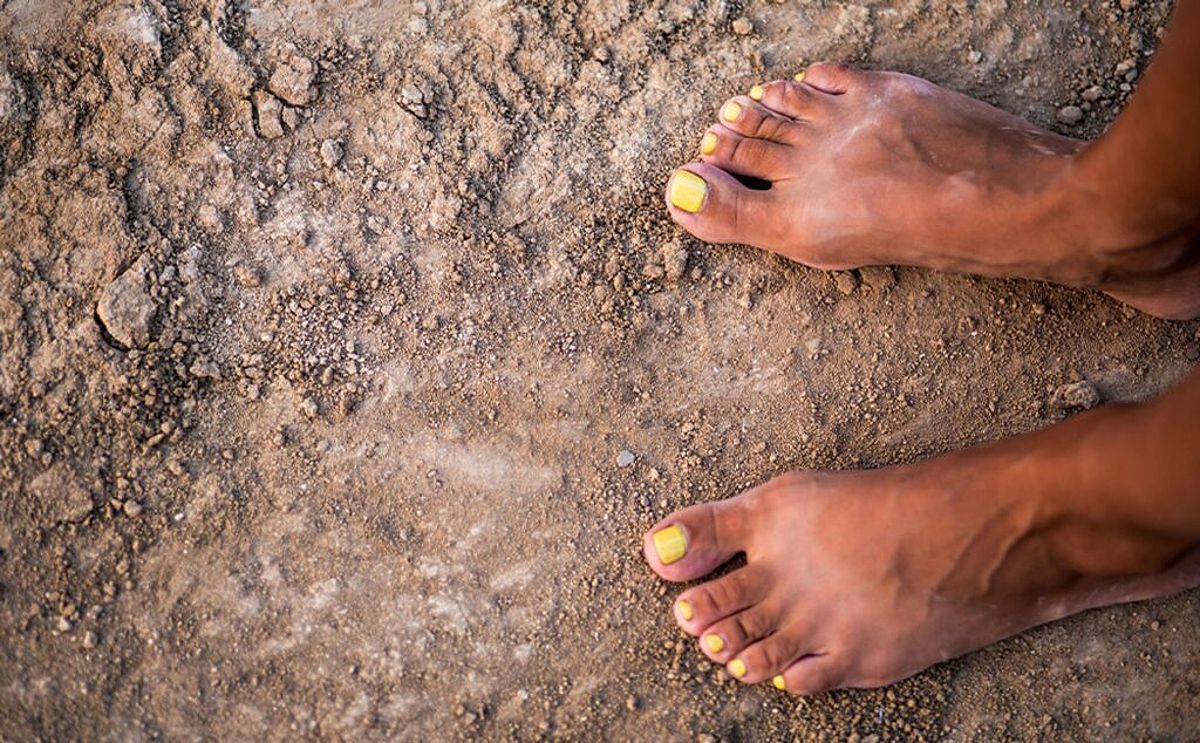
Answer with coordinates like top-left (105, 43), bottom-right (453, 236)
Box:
top-left (2, 0), bottom-right (1199, 739)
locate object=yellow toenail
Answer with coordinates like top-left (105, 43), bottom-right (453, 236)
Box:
top-left (794, 70), bottom-right (807, 83)
top-left (677, 599), bottom-right (694, 621)
top-left (773, 675), bottom-right (786, 690)
top-left (729, 659), bottom-right (747, 678)
top-left (700, 132), bottom-right (717, 156)
top-left (652, 524), bottom-right (688, 563)
top-left (704, 634), bottom-right (725, 653)
top-left (722, 101), bottom-right (742, 122)
top-left (749, 84), bottom-right (764, 101)
top-left (667, 172), bottom-right (706, 214)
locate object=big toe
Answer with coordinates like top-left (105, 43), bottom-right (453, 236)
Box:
top-left (664, 163), bottom-right (782, 249)
top-left (643, 498), bottom-right (749, 582)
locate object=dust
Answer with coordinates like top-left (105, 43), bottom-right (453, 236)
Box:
top-left (2, 0), bottom-right (1198, 739)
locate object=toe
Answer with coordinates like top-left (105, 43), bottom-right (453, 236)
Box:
top-left (698, 602), bottom-right (780, 664)
top-left (752, 79), bottom-right (828, 122)
top-left (674, 565), bottom-right (770, 635)
top-left (799, 61), bottom-right (862, 95)
top-left (728, 622), bottom-right (816, 684)
top-left (775, 654), bottom-right (846, 696)
top-left (643, 494), bottom-right (751, 581)
top-left (716, 95), bottom-right (803, 145)
top-left (664, 163), bottom-right (783, 247)
top-left (698, 126), bottom-right (796, 181)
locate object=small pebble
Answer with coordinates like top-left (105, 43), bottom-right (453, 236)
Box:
top-left (617, 450), bottom-right (635, 468)
top-left (1057, 105), bottom-right (1084, 125)
top-left (731, 16), bottom-right (753, 35)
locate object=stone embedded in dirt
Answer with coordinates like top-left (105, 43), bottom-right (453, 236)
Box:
top-left (661, 242), bottom-right (689, 283)
top-left (617, 450), bottom-right (635, 467)
top-left (860, 265), bottom-right (897, 293)
top-left (833, 270), bottom-right (861, 295)
top-left (269, 52), bottom-right (317, 106)
top-left (97, 256), bottom-right (157, 348)
top-left (1051, 380), bottom-right (1101, 411)
top-left (1057, 105), bottom-right (1084, 125)
top-left (27, 463), bottom-right (93, 523)
top-left (732, 17), bottom-right (754, 35)
top-left (300, 397), bottom-right (319, 419)
top-left (252, 90), bottom-right (285, 139)
top-left (320, 138), bottom-right (345, 168)
top-left (233, 263), bottom-right (263, 288)
top-left (123, 500), bottom-right (143, 517)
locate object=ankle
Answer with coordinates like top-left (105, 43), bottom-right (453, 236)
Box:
top-left (1053, 141), bottom-right (1200, 295)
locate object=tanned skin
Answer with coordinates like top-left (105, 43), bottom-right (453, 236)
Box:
top-left (644, 2), bottom-right (1200, 694)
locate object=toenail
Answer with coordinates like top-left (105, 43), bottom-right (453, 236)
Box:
top-left (793, 70), bottom-right (806, 83)
top-left (652, 524), bottom-right (688, 563)
top-left (728, 659), bottom-right (747, 678)
top-left (721, 101), bottom-right (742, 122)
top-left (700, 132), bottom-right (717, 156)
top-left (704, 634), bottom-right (725, 653)
top-left (676, 599), bottom-right (694, 621)
top-left (667, 172), bottom-right (706, 214)
top-left (748, 84), bottom-right (763, 101)
top-left (772, 675), bottom-right (786, 690)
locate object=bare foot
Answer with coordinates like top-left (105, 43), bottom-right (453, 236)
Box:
top-left (664, 63), bottom-right (1200, 319)
top-left (642, 453), bottom-right (1200, 694)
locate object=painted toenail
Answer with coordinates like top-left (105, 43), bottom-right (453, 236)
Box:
top-left (704, 634), bottom-right (725, 653)
top-left (728, 659), bottom-right (747, 678)
top-left (667, 172), bottom-right (706, 214)
top-left (677, 599), bottom-right (694, 621)
top-left (772, 675), bottom-right (786, 690)
top-left (749, 84), bottom-right (764, 101)
top-left (700, 132), bottom-right (717, 156)
top-left (652, 524), bottom-right (688, 563)
top-left (722, 101), bottom-right (742, 122)
top-left (793, 70), bottom-right (806, 83)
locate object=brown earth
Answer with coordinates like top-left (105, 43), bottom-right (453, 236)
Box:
top-left (2, 0), bottom-right (1199, 739)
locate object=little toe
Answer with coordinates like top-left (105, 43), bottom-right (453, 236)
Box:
top-left (776, 654), bottom-right (847, 696)
top-left (697, 602), bottom-right (780, 663)
top-left (674, 566), bottom-right (770, 635)
top-left (644, 496), bottom-right (750, 581)
top-left (728, 622), bottom-right (815, 684)
top-left (664, 163), bottom-right (783, 247)
top-left (716, 95), bottom-right (803, 145)
top-left (698, 126), bottom-right (795, 181)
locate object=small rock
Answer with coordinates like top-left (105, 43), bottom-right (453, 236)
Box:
top-left (617, 450), bottom-right (635, 468)
top-left (833, 270), bottom-right (860, 295)
top-left (54, 616), bottom-right (73, 633)
top-left (859, 266), bottom-right (897, 294)
top-left (1081, 84), bottom-right (1105, 102)
top-left (300, 397), bottom-right (319, 419)
top-left (731, 16), bottom-right (753, 35)
top-left (1057, 105), bottom-right (1084, 125)
top-left (123, 500), bottom-right (144, 517)
top-left (27, 463), bottom-right (93, 523)
top-left (252, 89), bottom-right (285, 139)
top-left (97, 256), bottom-right (157, 348)
top-left (661, 242), bottom-right (689, 283)
top-left (1050, 380), bottom-right (1101, 411)
top-left (320, 138), bottom-right (344, 168)
top-left (269, 52), bottom-right (316, 106)
top-left (233, 263), bottom-right (263, 288)
top-left (82, 630), bottom-right (98, 649)
top-left (967, 50), bottom-right (983, 64)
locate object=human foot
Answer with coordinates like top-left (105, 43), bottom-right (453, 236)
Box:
top-left (664, 63), bottom-right (1200, 319)
top-left (642, 449), bottom-right (1200, 694)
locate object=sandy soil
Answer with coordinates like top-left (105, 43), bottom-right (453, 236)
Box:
top-left (2, 0), bottom-right (1199, 739)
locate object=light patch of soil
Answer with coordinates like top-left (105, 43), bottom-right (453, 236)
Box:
top-left (2, 0), bottom-right (1198, 739)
